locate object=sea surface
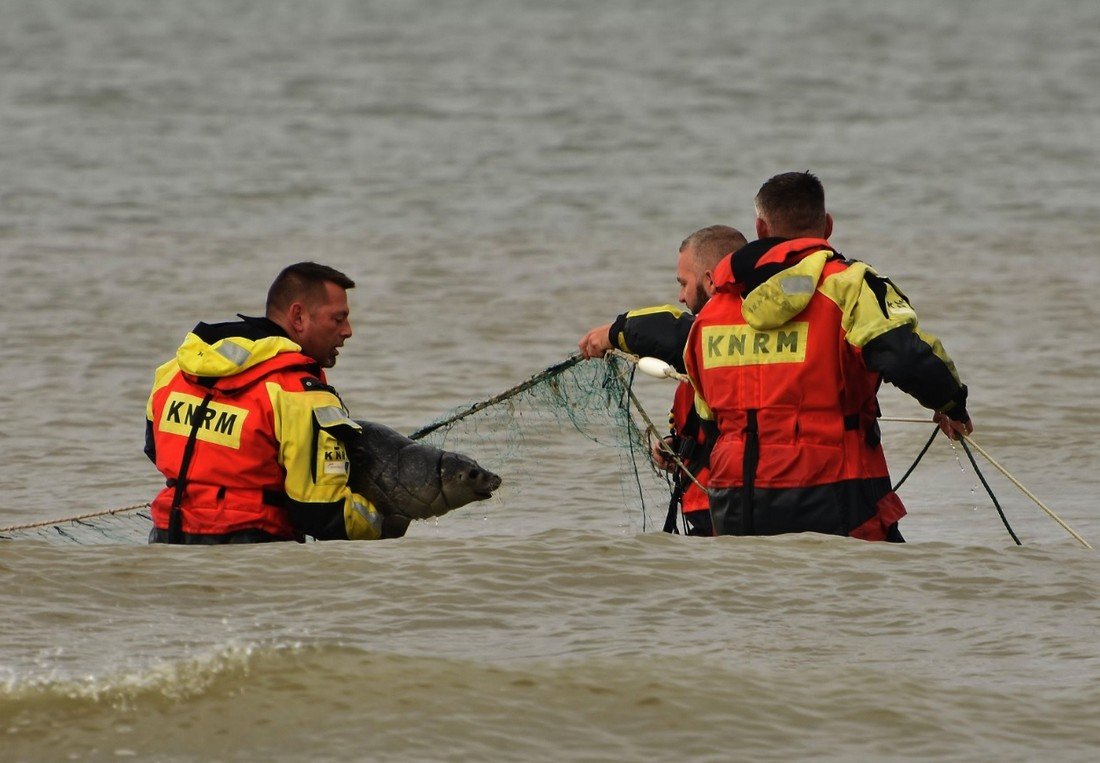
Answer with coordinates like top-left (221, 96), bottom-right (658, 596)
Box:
top-left (2, 0), bottom-right (1099, 760)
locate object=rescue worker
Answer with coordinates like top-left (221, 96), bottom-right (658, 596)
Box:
top-left (578, 225), bottom-right (748, 536)
top-left (685, 172), bottom-right (973, 541)
top-left (145, 262), bottom-right (396, 544)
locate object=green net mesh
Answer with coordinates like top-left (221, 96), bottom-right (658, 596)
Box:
top-left (410, 354), bottom-right (675, 536)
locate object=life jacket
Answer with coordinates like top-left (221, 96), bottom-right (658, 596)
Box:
top-left (685, 238), bottom-right (905, 537)
top-left (669, 381), bottom-right (712, 514)
top-left (148, 350), bottom-right (321, 540)
top-left (693, 239), bottom-right (890, 488)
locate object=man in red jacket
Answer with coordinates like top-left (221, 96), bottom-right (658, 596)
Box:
top-left (145, 262), bottom-right (391, 544)
top-left (685, 172), bottom-right (972, 541)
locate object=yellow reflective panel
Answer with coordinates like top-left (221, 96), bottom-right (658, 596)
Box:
top-left (158, 391), bottom-right (249, 449)
top-left (700, 322), bottom-right (809, 368)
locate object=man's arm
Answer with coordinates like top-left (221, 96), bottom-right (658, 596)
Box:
top-left (839, 268), bottom-right (973, 438)
top-left (578, 305), bottom-right (695, 372)
top-left (144, 419), bottom-right (157, 463)
top-left (272, 379), bottom-right (386, 541)
top-left (862, 324), bottom-right (972, 430)
top-left (145, 359), bottom-right (180, 465)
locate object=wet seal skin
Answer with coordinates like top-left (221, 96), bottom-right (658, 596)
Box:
top-left (345, 420), bottom-right (502, 532)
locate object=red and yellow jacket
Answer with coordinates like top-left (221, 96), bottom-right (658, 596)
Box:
top-left (685, 238), bottom-right (969, 539)
top-left (145, 316), bottom-right (383, 542)
top-left (668, 380), bottom-right (711, 513)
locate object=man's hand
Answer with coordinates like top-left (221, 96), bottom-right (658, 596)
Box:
top-left (651, 436), bottom-right (676, 471)
top-left (933, 411), bottom-right (973, 440)
top-left (578, 323), bottom-right (613, 359)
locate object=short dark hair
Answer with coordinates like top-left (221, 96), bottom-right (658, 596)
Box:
top-left (754, 171), bottom-right (827, 236)
top-left (266, 262), bottom-right (355, 314)
top-left (680, 225), bottom-right (748, 269)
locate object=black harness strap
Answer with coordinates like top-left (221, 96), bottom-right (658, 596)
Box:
top-left (167, 391), bottom-right (215, 544)
top-left (741, 409), bottom-right (759, 535)
top-left (661, 414), bottom-right (720, 535)
top-left (662, 479), bottom-right (684, 534)
top-left (844, 412), bottom-right (881, 448)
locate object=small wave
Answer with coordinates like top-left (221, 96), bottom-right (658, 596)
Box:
top-left (2, 640), bottom-right (296, 706)
top-left (5, 644), bottom-right (1100, 762)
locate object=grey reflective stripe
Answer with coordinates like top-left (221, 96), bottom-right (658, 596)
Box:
top-left (781, 275), bottom-right (816, 295)
top-left (216, 340), bottom-right (251, 366)
top-left (313, 405), bottom-right (358, 430)
top-left (351, 498), bottom-right (382, 536)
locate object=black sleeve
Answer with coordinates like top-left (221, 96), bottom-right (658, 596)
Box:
top-left (609, 308), bottom-right (695, 373)
top-left (144, 420), bottom-right (157, 463)
top-left (284, 497), bottom-right (350, 541)
top-left (863, 325), bottom-right (970, 422)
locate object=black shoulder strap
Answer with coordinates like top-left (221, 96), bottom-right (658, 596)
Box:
top-left (661, 413), bottom-right (720, 534)
top-left (167, 391), bottom-right (215, 544)
top-left (662, 483), bottom-right (684, 535)
top-left (740, 410), bottom-right (759, 535)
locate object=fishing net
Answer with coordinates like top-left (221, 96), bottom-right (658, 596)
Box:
top-left (409, 354), bottom-right (676, 537)
top-left (0, 506), bottom-right (157, 545)
top-left (0, 355), bottom-right (676, 544)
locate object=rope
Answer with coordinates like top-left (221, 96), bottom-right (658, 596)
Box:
top-left (888, 423), bottom-right (1022, 545)
top-left (958, 432), bottom-right (1090, 549)
top-left (956, 436), bottom-right (1022, 545)
top-left (882, 417), bottom-right (1090, 549)
top-left (0, 502), bottom-right (152, 534)
top-left (603, 352), bottom-right (708, 495)
top-left (617, 363), bottom-right (651, 532)
top-left (891, 426), bottom-right (939, 492)
top-left (409, 354), bottom-right (586, 441)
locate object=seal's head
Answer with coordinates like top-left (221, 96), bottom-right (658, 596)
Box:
top-left (440, 453), bottom-right (502, 506)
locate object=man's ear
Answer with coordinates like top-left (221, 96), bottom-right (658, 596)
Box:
top-left (823, 213), bottom-right (834, 240)
top-left (755, 217), bottom-right (768, 239)
top-left (703, 269), bottom-right (716, 296)
top-left (286, 302), bottom-right (306, 336)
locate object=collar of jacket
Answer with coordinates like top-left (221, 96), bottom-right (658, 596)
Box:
top-left (740, 248), bottom-right (835, 330)
top-left (189, 314), bottom-right (290, 344)
top-left (715, 237), bottom-right (834, 297)
top-left (177, 315), bottom-right (311, 383)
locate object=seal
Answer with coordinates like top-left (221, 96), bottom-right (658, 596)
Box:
top-left (345, 420), bottom-right (502, 535)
